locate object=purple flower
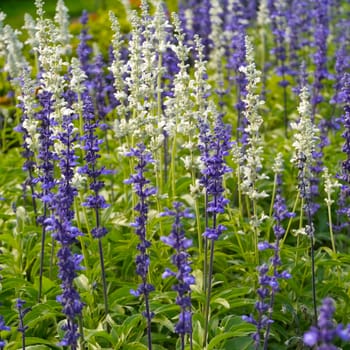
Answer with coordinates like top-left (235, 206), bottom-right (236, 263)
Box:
top-left (125, 144), bottom-right (156, 347)
top-left (311, 0), bottom-right (331, 118)
top-left (303, 298), bottom-right (350, 349)
top-left (178, 0), bottom-right (212, 57)
top-left (79, 91), bottom-right (109, 238)
top-left (244, 172), bottom-right (292, 349)
top-left (0, 315), bottom-right (10, 350)
top-left (16, 298), bottom-right (29, 350)
top-left (77, 11), bottom-right (93, 75)
top-left (160, 202), bottom-right (195, 343)
top-left (335, 74), bottom-right (350, 231)
top-left (45, 109), bottom-right (84, 349)
top-left (199, 113), bottom-right (232, 240)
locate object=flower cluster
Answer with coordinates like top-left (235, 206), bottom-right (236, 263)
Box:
top-left (16, 298), bottom-right (29, 350)
top-left (291, 85), bottom-right (320, 216)
top-left (161, 202), bottom-right (195, 345)
top-left (336, 74), bottom-right (350, 231)
top-left (200, 111), bottom-right (232, 241)
top-left (311, 0), bottom-right (330, 117)
top-left (244, 153), bottom-right (293, 349)
top-left (125, 143), bottom-right (156, 343)
top-left (45, 111), bottom-right (84, 348)
top-left (239, 36), bottom-right (268, 201)
top-left (303, 298), bottom-right (350, 349)
top-left (79, 91), bottom-right (109, 238)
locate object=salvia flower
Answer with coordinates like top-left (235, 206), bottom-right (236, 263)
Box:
top-left (54, 0), bottom-right (72, 55)
top-left (291, 85), bottom-right (319, 210)
top-left (79, 91), bottom-right (109, 237)
top-left (77, 10), bottom-right (93, 76)
top-left (311, 0), bottom-right (330, 118)
top-left (200, 110), bottom-right (232, 240)
top-left (335, 74), bottom-right (350, 232)
top-left (160, 202), bottom-right (195, 348)
top-left (0, 315), bottom-right (10, 350)
top-left (125, 143), bottom-right (156, 348)
top-left (303, 298), bottom-right (350, 349)
top-left (244, 153), bottom-right (292, 349)
top-left (16, 298), bottom-right (29, 350)
top-left (45, 110), bottom-right (84, 348)
top-left (239, 36), bottom-right (268, 201)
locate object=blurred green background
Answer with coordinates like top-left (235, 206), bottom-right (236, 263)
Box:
top-left (0, 0), bottom-right (117, 27)
top-left (0, 0), bottom-right (177, 28)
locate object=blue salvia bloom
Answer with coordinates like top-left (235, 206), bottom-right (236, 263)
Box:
top-left (89, 54), bottom-right (110, 125)
top-left (335, 74), bottom-right (350, 231)
top-left (178, 0), bottom-right (212, 56)
top-left (253, 167), bottom-right (293, 349)
top-left (77, 10), bottom-right (93, 77)
top-left (330, 19), bottom-right (350, 110)
top-left (303, 298), bottom-right (350, 348)
top-left (311, 0), bottom-right (330, 119)
top-left (286, 0), bottom-right (313, 78)
top-left (36, 91), bottom-right (56, 214)
top-left (243, 169), bottom-right (292, 349)
top-left (79, 91), bottom-right (109, 238)
top-left (269, 0), bottom-right (290, 88)
top-left (200, 113), bottom-right (232, 241)
top-left (0, 315), bottom-right (10, 349)
top-left (160, 202), bottom-right (195, 347)
top-left (124, 143), bottom-right (156, 348)
top-left (45, 112), bottom-right (84, 349)
top-left (105, 45), bottom-right (119, 113)
top-left (227, 30), bottom-right (248, 143)
top-left (16, 298), bottom-right (29, 350)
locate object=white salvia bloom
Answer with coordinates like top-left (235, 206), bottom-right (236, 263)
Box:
top-left (35, 0), bottom-right (45, 18)
top-left (291, 85), bottom-right (319, 167)
top-left (18, 68), bottom-right (40, 153)
top-left (153, 2), bottom-right (170, 54)
top-left (208, 0), bottom-right (225, 90)
top-left (0, 12), bottom-right (7, 57)
top-left (239, 36), bottom-right (267, 200)
top-left (323, 167), bottom-right (341, 206)
top-left (149, 134), bottom-right (165, 152)
top-left (71, 172), bottom-right (87, 190)
top-left (272, 152), bottom-right (284, 174)
top-left (109, 11), bottom-right (128, 119)
top-left (3, 25), bottom-right (29, 81)
top-left (164, 14), bottom-right (194, 140)
top-left (250, 211), bottom-right (269, 228)
top-left (70, 57), bottom-right (86, 116)
top-left (54, 0), bottom-right (72, 54)
top-left (70, 57), bottom-right (86, 95)
top-left (23, 14), bottom-right (39, 51)
top-left (257, 0), bottom-right (271, 26)
top-left (181, 156), bottom-right (193, 171)
top-left (124, 11), bottom-right (143, 120)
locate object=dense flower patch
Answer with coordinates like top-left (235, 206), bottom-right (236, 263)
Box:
top-left (0, 0), bottom-right (350, 349)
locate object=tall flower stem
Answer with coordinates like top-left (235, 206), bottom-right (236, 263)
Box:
top-left (125, 144), bottom-right (156, 350)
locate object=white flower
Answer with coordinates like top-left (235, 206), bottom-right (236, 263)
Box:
top-left (54, 0), bottom-right (72, 54)
top-left (291, 86), bottom-right (319, 168)
top-left (272, 152), bottom-right (284, 174)
top-left (3, 25), bottom-right (28, 81)
top-left (23, 14), bottom-right (39, 51)
top-left (257, 0), bottom-right (271, 26)
top-left (239, 36), bottom-right (267, 200)
top-left (323, 167), bottom-right (341, 206)
top-left (70, 57), bottom-right (87, 95)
